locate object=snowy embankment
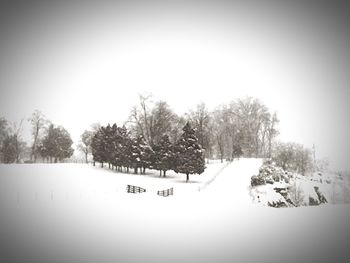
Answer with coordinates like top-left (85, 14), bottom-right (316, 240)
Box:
top-left (1, 159), bottom-right (350, 263)
top-left (250, 164), bottom-right (350, 207)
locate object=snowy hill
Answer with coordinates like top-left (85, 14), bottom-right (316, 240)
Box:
top-left (1, 159), bottom-right (350, 263)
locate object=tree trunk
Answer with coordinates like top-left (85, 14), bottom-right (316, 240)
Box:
top-left (85, 152), bottom-right (88, 164)
top-left (163, 170), bottom-right (166, 177)
top-left (134, 167), bottom-right (138, 174)
top-left (93, 161), bottom-right (95, 166)
top-left (159, 170), bottom-right (162, 176)
top-left (186, 173), bottom-right (189, 182)
top-left (143, 167), bottom-right (146, 174)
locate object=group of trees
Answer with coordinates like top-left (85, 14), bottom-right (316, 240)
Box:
top-left (90, 122), bottom-right (205, 182)
top-left (0, 110), bottom-right (74, 164)
top-left (124, 95), bottom-right (279, 163)
top-left (0, 118), bottom-right (27, 163)
top-left (1, 95), bottom-right (315, 177)
top-left (271, 142), bottom-right (314, 175)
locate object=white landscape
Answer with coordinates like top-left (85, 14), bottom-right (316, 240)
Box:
top-left (1, 159), bottom-right (350, 263)
top-left (1, 1), bottom-right (350, 263)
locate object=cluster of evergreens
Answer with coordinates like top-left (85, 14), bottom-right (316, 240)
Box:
top-left (91, 122), bottom-right (205, 182)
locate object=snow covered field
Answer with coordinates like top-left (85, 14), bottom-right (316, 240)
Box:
top-left (1, 159), bottom-right (350, 263)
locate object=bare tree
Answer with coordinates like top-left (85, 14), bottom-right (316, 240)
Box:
top-left (77, 130), bottom-right (93, 163)
top-left (186, 102), bottom-right (213, 159)
top-left (211, 107), bottom-right (227, 162)
top-left (266, 112), bottom-right (279, 158)
top-left (128, 94), bottom-right (153, 143)
top-left (149, 101), bottom-right (176, 145)
top-left (0, 117), bottom-right (9, 163)
top-left (8, 120), bottom-right (26, 163)
top-left (28, 110), bottom-right (47, 162)
top-left (128, 94), bottom-right (176, 146)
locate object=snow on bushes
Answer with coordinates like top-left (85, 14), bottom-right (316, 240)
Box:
top-left (250, 163), bottom-right (350, 208)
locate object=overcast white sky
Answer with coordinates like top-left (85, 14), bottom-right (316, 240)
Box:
top-left (1, 0), bottom-right (350, 170)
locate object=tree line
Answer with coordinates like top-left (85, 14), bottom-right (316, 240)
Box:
top-left (0, 110), bottom-right (74, 164)
top-left (90, 122), bottom-right (205, 182)
top-left (0, 95), bottom-right (317, 175)
top-left (78, 95), bottom-right (315, 175)
top-left (125, 95), bottom-right (279, 162)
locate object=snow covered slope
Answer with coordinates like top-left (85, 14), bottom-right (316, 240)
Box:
top-left (1, 159), bottom-right (350, 263)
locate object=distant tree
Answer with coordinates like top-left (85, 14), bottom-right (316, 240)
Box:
top-left (102, 124), bottom-right (114, 168)
top-left (1, 135), bottom-right (16, 163)
top-left (39, 124), bottom-right (74, 162)
top-left (139, 138), bottom-right (154, 174)
top-left (266, 112), bottom-right (279, 158)
top-left (130, 135), bottom-right (143, 174)
top-left (150, 101), bottom-right (176, 146)
top-left (1, 120), bottom-right (27, 163)
top-left (294, 145), bottom-right (313, 176)
top-left (12, 120), bottom-right (25, 163)
top-left (0, 117), bottom-right (9, 163)
top-left (91, 128), bottom-right (104, 167)
top-left (272, 142), bottom-right (313, 175)
top-left (186, 102), bottom-right (213, 159)
top-left (28, 110), bottom-right (47, 162)
top-left (168, 115), bottom-right (187, 144)
top-left (129, 95), bottom-right (176, 146)
top-left (211, 108), bottom-right (227, 162)
top-left (231, 143), bottom-right (243, 159)
top-left (174, 122), bottom-right (206, 182)
top-left (129, 135), bottom-right (153, 174)
top-left (154, 134), bottom-right (174, 177)
top-left (117, 125), bottom-right (132, 172)
top-left (77, 130), bottom-right (93, 163)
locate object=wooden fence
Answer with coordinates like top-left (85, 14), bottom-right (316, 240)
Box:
top-left (126, 185), bottom-right (146, 194)
top-left (157, 187), bottom-right (173, 197)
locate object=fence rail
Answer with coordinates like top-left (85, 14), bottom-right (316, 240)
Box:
top-left (157, 187), bottom-right (174, 197)
top-left (126, 185), bottom-right (146, 194)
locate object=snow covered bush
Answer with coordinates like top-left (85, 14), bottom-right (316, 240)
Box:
top-left (251, 175), bottom-right (265, 186)
top-left (250, 163), bottom-right (290, 187)
top-left (250, 162), bottom-right (350, 208)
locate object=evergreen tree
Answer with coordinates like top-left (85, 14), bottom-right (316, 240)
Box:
top-left (154, 134), bottom-right (174, 177)
top-left (130, 135), bottom-right (154, 174)
top-left (39, 124), bottom-right (74, 162)
top-left (130, 135), bottom-right (142, 174)
top-left (174, 122), bottom-right (206, 182)
top-left (103, 124), bottom-right (114, 169)
top-left (119, 126), bottom-right (132, 172)
top-left (91, 129), bottom-right (104, 166)
top-left (139, 138), bottom-right (154, 174)
top-left (1, 135), bottom-right (17, 163)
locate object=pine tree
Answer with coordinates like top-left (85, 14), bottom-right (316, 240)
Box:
top-left (130, 135), bottom-right (142, 174)
top-left (103, 124), bottom-right (114, 169)
top-left (119, 126), bottom-right (132, 173)
top-left (39, 124), bottom-right (74, 163)
top-left (130, 135), bottom-right (154, 174)
top-left (174, 122), bottom-right (206, 182)
top-left (91, 129), bottom-right (104, 166)
top-left (1, 135), bottom-right (17, 163)
top-left (154, 134), bottom-right (174, 177)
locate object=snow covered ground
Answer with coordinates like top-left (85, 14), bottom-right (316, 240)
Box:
top-left (1, 159), bottom-right (350, 263)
